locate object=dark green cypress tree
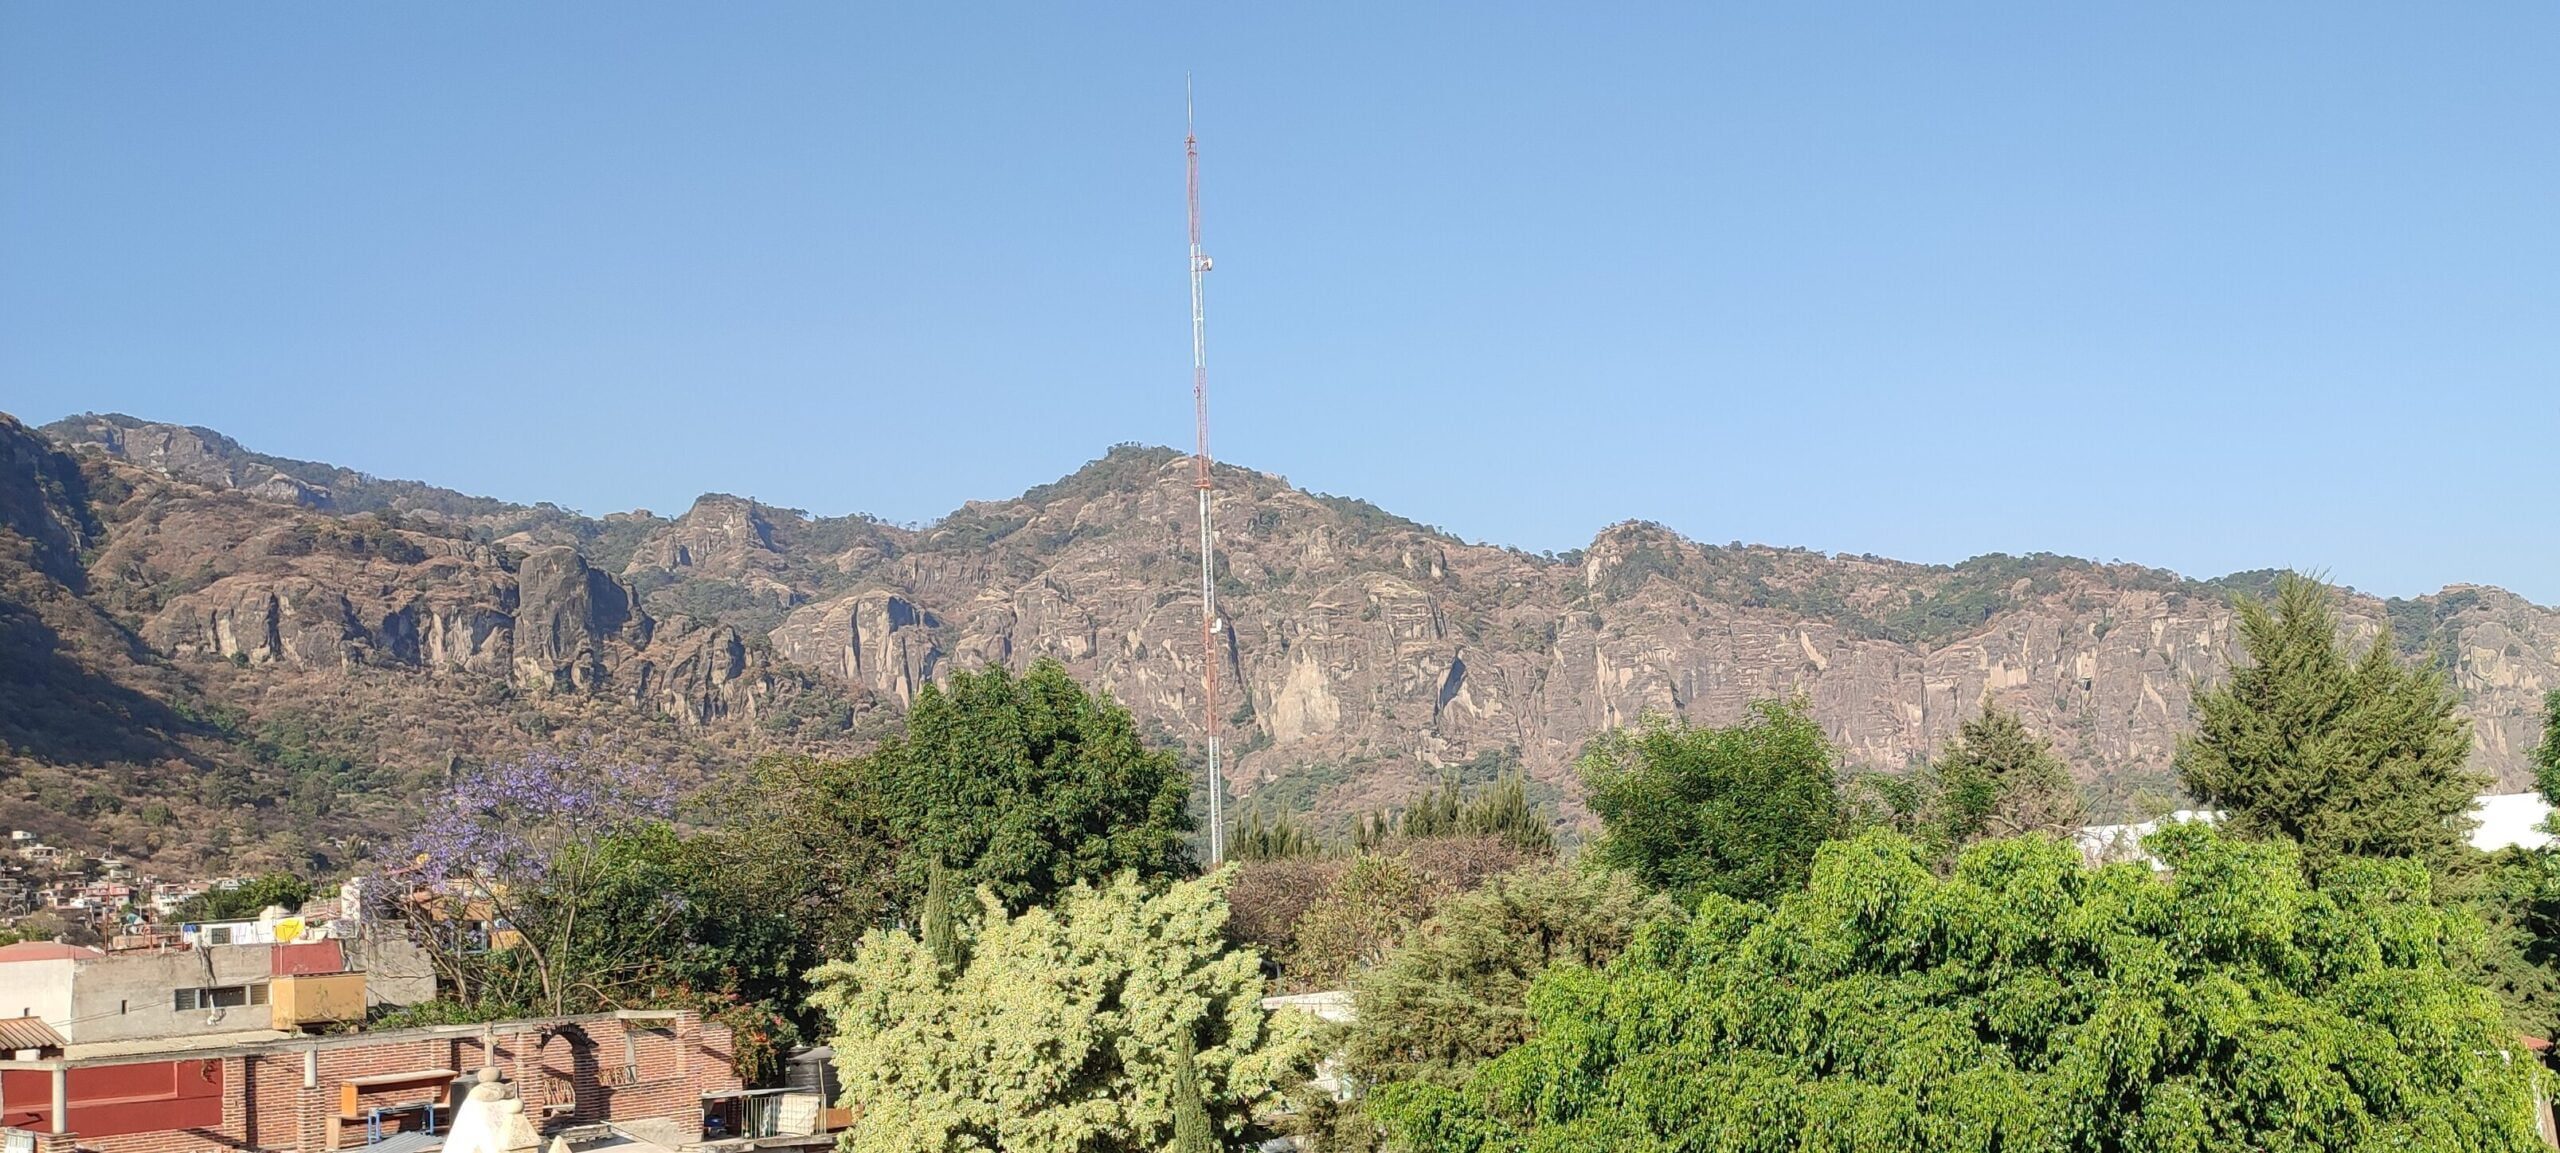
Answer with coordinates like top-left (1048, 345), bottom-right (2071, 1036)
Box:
top-left (1169, 1036), bottom-right (1218, 1153)
top-left (921, 857), bottom-right (959, 971)
top-left (2533, 689), bottom-right (2560, 809)
top-left (2176, 572), bottom-right (2481, 867)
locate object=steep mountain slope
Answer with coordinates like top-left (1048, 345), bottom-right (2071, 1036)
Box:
top-left (4, 415), bottom-right (890, 871)
top-left (16, 413), bottom-right (2558, 866)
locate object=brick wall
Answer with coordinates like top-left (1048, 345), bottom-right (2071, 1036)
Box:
top-left (5, 1012), bottom-right (737, 1153)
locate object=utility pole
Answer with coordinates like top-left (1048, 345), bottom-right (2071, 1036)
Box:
top-left (1187, 81), bottom-right (1224, 867)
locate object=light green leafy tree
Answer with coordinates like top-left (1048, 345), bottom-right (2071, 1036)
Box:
top-left (2177, 572), bottom-right (2481, 867)
top-left (1580, 697), bottom-right (1841, 904)
top-left (809, 870), bottom-right (1316, 1153)
top-left (1372, 827), bottom-right (2544, 1153)
top-left (1345, 863), bottom-right (1673, 1091)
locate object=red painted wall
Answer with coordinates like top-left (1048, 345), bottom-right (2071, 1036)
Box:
top-left (0, 1060), bottom-right (224, 1136)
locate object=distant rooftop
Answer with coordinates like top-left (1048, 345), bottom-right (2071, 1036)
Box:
top-left (0, 941), bottom-right (104, 963)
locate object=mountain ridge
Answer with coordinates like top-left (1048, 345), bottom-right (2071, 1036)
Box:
top-left (8, 411), bottom-right (2555, 870)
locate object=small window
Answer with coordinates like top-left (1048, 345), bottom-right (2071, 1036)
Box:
top-left (209, 986), bottom-right (249, 1009)
top-left (175, 988), bottom-right (201, 1011)
top-left (208, 927), bottom-right (233, 946)
top-left (248, 984), bottom-right (269, 1006)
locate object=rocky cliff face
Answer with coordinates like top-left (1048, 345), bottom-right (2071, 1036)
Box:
top-left (21, 417), bottom-right (2560, 861)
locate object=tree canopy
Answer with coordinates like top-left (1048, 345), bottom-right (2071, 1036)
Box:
top-left (1580, 698), bottom-right (1840, 903)
top-left (379, 754), bottom-right (807, 1077)
top-left (1372, 827), bottom-right (2544, 1153)
top-left (818, 659), bottom-right (1194, 918)
top-left (2177, 572), bottom-right (2481, 866)
top-left (1923, 703), bottom-right (2084, 850)
top-left (1346, 863), bottom-right (1671, 1092)
top-left (177, 870), bottom-right (314, 922)
top-left (808, 870), bottom-right (1315, 1153)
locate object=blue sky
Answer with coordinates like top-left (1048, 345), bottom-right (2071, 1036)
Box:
top-left (5, 4), bottom-right (2555, 602)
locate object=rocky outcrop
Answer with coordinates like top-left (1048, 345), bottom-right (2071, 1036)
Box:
top-left (49, 415), bottom-right (335, 508)
top-left (760, 452), bottom-right (2560, 817)
top-left (147, 577), bottom-right (363, 668)
top-left (25, 419), bottom-right (2560, 828)
top-left (115, 494), bottom-right (784, 729)
top-left (0, 414), bottom-right (98, 585)
top-left (625, 495), bottom-right (778, 577)
top-left (772, 591), bottom-right (943, 706)
top-left (511, 546), bottom-right (648, 693)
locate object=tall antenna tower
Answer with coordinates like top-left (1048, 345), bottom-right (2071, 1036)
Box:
top-left (1186, 81), bottom-right (1224, 867)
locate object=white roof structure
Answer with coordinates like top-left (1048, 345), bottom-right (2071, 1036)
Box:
top-left (2074, 810), bottom-right (2221, 869)
top-left (2074, 791), bottom-right (2555, 867)
top-left (2468, 792), bottom-right (2554, 853)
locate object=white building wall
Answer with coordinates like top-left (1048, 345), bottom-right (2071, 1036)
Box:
top-left (0, 958), bottom-right (78, 1040)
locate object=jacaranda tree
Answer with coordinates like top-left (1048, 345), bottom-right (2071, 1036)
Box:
top-left (1372, 827), bottom-right (2544, 1153)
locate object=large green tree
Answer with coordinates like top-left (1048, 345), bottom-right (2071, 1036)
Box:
top-left (1579, 698), bottom-right (1841, 904)
top-left (2176, 572), bottom-right (2481, 866)
top-left (734, 660), bottom-right (1196, 954)
top-left (1372, 828), bottom-right (2544, 1152)
top-left (834, 659), bottom-right (1194, 916)
top-left (808, 871), bottom-right (1316, 1153)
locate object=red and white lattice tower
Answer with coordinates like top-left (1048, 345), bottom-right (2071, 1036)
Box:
top-left (1186, 83), bottom-right (1224, 866)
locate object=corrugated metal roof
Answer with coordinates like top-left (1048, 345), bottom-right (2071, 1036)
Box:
top-left (0, 1016), bottom-right (67, 1051)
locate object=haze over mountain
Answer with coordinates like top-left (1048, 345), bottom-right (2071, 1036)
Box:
top-left (5, 410), bottom-right (2555, 871)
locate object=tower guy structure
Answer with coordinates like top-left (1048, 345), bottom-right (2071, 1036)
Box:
top-left (1187, 87), bottom-right (1224, 866)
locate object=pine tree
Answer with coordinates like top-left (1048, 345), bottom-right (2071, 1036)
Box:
top-left (1455, 771), bottom-right (1556, 855)
top-left (1232, 810), bottom-right (1321, 862)
top-left (1923, 703), bottom-right (2083, 854)
top-left (2176, 572), bottom-right (2481, 866)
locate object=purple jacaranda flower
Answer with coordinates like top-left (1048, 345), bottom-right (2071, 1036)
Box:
top-left (400, 751), bottom-right (675, 884)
